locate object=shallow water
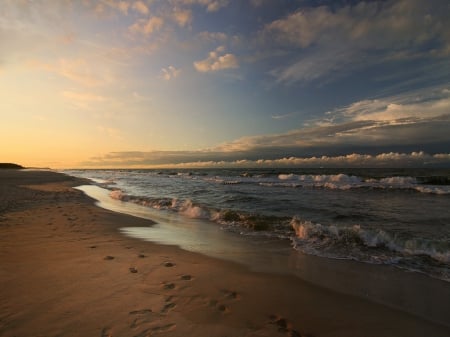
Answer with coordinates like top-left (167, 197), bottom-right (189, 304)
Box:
top-left (66, 168), bottom-right (450, 282)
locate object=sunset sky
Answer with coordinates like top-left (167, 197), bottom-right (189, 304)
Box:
top-left (1, 0), bottom-right (449, 168)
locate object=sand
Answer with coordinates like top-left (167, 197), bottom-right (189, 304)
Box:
top-left (0, 169), bottom-right (449, 337)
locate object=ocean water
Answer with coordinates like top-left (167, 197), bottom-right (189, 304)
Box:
top-left (63, 168), bottom-right (450, 282)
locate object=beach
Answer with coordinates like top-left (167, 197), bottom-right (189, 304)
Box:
top-left (1, 170), bottom-right (449, 337)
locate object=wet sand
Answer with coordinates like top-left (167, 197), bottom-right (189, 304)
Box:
top-left (0, 170), bottom-right (449, 337)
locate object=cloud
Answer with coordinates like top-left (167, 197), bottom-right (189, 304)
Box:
top-left (129, 16), bottom-right (164, 36)
top-left (82, 150), bottom-right (450, 168)
top-left (28, 58), bottom-right (114, 87)
top-left (175, 0), bottom-right (229, 12)
top-left (98, 0), bottom-right (131, 15)
top-left (264, 0), bottom-right (450, 84)
top-left (249, 0), bottom-right (269, 8)
top-left (132, 91), bottom-right (152, 101)
top-left (160, 65), bottom-right (181, 80)
top-left (82, 85), bottom-right (450, 168)
top-left (248, 152), bottom-right (450, 169)
top-left (266, 0), bottom-right (449, 51)
top-left (62, 90), bottom-right (107, 110)
top-left (97, 125), bottom-right (123, 139)
top-left (271, 112), bottom-right (295, 120)
top-left (194, 46), bottom-right (238, 72)
top-left (327, 86), bottom-right (450, 124)
top-left (62, 90), bottom-right (106, 102)
top-left (132, 1), bottom-right (149, 15)
top-left (270, 47), bottom-right (359, 84)
top-left (81, 87), bottom-right (450, 166)
top-left (172, 8), bottom-right (192, 27)
top-left (197, 31), bottom-right (228, 43)
top-left (208, 86), bottom-right (450, 157)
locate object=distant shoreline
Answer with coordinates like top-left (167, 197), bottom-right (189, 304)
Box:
top-left (0, 163), bottom-right (24, 169)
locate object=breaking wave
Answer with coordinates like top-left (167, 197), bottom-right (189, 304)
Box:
top-left (108, 187), bottom-right (449, 281)
top-left (108, 188), bottom-right (289, 231)
top-left (263, 174), bottom-right (450, 194)
top-left (290, 217), bottom-right (450, 281)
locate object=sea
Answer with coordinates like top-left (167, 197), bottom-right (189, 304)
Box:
top-left (63, 167), bottom-right (450, 284)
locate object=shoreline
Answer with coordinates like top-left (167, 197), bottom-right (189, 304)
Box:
top-left (1, 169), bottom-right (449, 337)
top-left (75, 180), bottom-right (450, 326)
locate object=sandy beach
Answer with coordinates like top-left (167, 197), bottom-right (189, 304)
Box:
top-left (1, 170), bottom-right (449, 337)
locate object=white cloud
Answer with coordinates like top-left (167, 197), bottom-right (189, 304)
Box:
top-left (172, 7), bottom-right (192, 27)
top-left (131, 1), bottom-right (150, 15)
top-left (160, 65), bottom-right (181, 80)
top-left (82, 150), bottom-right (450, 168)
top-left (129, 16), bottom-right (164, 36)
top-left (132, 1), bottom-right (149, 15)
top-left (194, 46), bottom-right (238, 72)
top-left (328, 87), bottom-right (450, 124)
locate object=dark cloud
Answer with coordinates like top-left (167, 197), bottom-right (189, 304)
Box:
top-left (83, 114), bottom-right (450, 167)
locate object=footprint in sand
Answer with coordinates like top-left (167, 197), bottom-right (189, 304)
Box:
top-left (269, 314), bottom-right (306, 337)
top-left (129, 267), bottom-right (138, 273)
top-left (217, 304), bottom-right (229, 313)
top-left (209, 299), bottom-right (230, 314)
top-left (103, 255), bottom-right (114, 260)
top-left (180, 274), bottom-right (192, 280)
top-left (129, 309), bottom-right (152, 315)
top-left (133, 324), bottom-right (176, 337)
top-left (100, 327), bottom-right (113, 337)
top-left (151, 323), bottom-right (176, 333)
top-left (161, 301), bottom-right (176, 314)
top-left (163, 282), bottom-right (175, 290)
top-left (164, 262), bottom-right (175, 267)
top-left (129, 309), bottom-right (153, 329)
top-left (222, 289), bottom-right (240, 300)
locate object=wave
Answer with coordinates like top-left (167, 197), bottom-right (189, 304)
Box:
top-left (65, 169), bottom-right (450, 195)
top-left (290, 217), bottom-right (450, 281)
top-left (109, 188), bottom-right (289, 231)
top-left (260, 174), bottom-right (450, 194)
top-left (108, 186), bottom-right (449, 281)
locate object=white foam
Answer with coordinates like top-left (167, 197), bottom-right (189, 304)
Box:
top-left (109, 189), bottom-right (126, 200)
top-left (272, 173), bottom-right (450, 194)
top-left (379, 176), bottom-right (417, 185)
top-left (180, 200), bottom-right (211, 219)
top-left (278, 173), bottom-right (295, 180)
top-left (290, 217), bottom-right (450, 264)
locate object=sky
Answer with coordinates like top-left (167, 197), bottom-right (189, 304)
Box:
top-left (1, 0), bottom-right (449, 168)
